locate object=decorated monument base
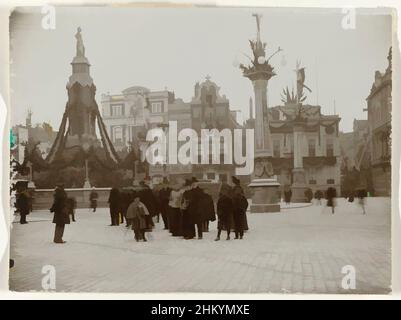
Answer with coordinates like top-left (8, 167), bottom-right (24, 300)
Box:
top-left (249, 178), bottom-right (281, 213)
top-left (291, 168), bottom-right (308, 202)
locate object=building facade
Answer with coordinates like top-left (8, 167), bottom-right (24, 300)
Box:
top-left (365, 48), bottom-right (392, 196)
top-left (245, 103), bottom-right (342, 196)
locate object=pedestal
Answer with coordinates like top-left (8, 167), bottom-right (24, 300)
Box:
top-left (83, 179), bottom-right (91, 188)
top-left (291, 168), bottom-right (308, 202)
top-left (249, 178), bottom-right (281, 213)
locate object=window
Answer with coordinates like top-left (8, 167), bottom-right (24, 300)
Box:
top-left (151, 102), bottom-right (163, 113)
top-left (113, 126), bottom-right (123, 143)
top-left (326, 139), bottom-right (334, 157)
top-left (207, 172), bottom-right (215, 180)
top-left (111, 104), bottom-right (123, 117)
top-left (309, 179), bottom-right (317, 185)
top-left (327, 179), bottom-right (335, 184)
top-left (308, 139), bottom-right (316, 157)
top-left (273, 139), bottom-right (281, 158)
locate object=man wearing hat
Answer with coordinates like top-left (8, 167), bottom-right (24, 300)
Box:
top-left (188, 177), bottom-right (205, 239)
top-left (181, 179), bottom-right (195, 239)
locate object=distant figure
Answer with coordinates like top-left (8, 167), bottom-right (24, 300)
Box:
top-left (231, 176), bottom-right (248, 239)
top-left (89, 188), bottom-right (98, 212)
top-left (16, 189), bottom-right (30, 224)
top-left (326, 187), bottom-right (337, 214)
top-left (304, 188), bottom-right (313, 203)
top-left (357, 189), bottom-right (367, 215)
top-left (348, 191), bottom-right (355, 203)
top-left (66, 197), bottom-right (77, 222)
top-left (126, 196), bottom-right (150, 242)
top-left (50, 185), bottom-right (70, 244)
top-left (108, 188), bottom-right (121, 226)
top-left (215, 183), bottom-right (234, 241)
top-left (283, 185), bottom-right (292, 205)
top-left (314, 190), bottom-right (323, 205)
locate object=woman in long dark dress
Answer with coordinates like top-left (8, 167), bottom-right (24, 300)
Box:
top-left (108, 187), bottom-right (121, 226)
top-left (181, 179), bottom-right (195, 239)
top-left (50, 186), bottom-right (70, 244)
top-left (168, 182), bottom-right (184, 236)
top-left (231, 176), bottom-right (249, 239)
top-left (215, 183), bottom-right (234, 241)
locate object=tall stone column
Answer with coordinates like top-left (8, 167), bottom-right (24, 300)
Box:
top-left (240, 13), bottom-right (281, 213)
top-left (248, 79), bottom-right (280, 213)
top-left (291, 120), bottom-right (308, 202)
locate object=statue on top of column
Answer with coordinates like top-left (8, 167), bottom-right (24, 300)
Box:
top-left (75, 27), bottom-right (85, 57)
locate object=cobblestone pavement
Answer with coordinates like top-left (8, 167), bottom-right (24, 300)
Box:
top-left (9, 198), bottom-right (390, 294)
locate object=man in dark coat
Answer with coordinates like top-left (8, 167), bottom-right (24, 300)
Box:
top-left (158, 185), bottom-right (172, 230)
top-left (16, 189), bottom-right (30, 224)
top-left (181, 179), bottom-right (195, 239)
top-left (189, 178), bottom-right (205, 239)
top-left (50, 185), bottom-right (70, 244)
top-left (326, 187), bottom-right (337, 214)
top-left (108, 187), bottom-right (121, 226)
top-left (215, 183), bottom-right (234, 241)
top-left (231, 176), bottom-right (249, 239)
top-left (139, 181), bottom-right (157, 230)
top-left (89, 188), bottom-right (98, 212)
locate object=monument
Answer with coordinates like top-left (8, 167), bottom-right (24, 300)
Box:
top-left (239, 14), bottom-right (281, 213)
top-left (44, 27), bottom-right (121, 187)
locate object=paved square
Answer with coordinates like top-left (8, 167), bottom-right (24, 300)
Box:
top-left (9, 198), bottom-right (390, 294)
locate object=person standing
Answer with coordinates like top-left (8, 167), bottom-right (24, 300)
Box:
top-left (139, 180), bottom-right (156, 230)
top-left (314, 190), bottom-right (323, 205)
top-left (16, 189), bottom-right (30, 224)
top-left (159, 183), bottom-right (172, 230)
top-left (189, 178), bottom-right (204, 239)
top-left (283, 185), bottom-right (292, 205)
top-left (181, 179), bottom-right (195, 239)
top-left (326, 187), bottom-right (337, 214)
top-left (231, 176), bottom-right (248, 239)
top-left (126, 196), bottom-right (150, 242)
top-left (50, 185), bottom-right (70, 244)
top-left (168, 182), bottom-right (184, 236)
top-left (108, 187), bottom-right (121, 226)
top-left (89, 187), bottom-right (98, 212)
top-left (215, 183), bottom-right (234, 241)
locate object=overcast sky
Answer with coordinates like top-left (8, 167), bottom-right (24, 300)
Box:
top-left (10, 6), bottom-right (392, 132)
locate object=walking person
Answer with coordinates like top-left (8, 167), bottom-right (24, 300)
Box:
top-left (231, 176), bottom-right (249, 239)
top-left (126, 196), bottom-right (150, 242)
top-left (215, 183), bottom-right (234, 241)
top-left (50, 185), bottom-right (70, 244)
top-left (326, 187), bottom-right (337, 214)
top-left (139, 180), bottom-right (156, 230)
top-left (314, 190), bottom-right (323, 205)
top-left (357, 188), bottom-right (367, 215)
top-left (66, 197), bottom-right (77, 222)
top-left (89, 187), bottom-right (98, 212)
top-left (108, 187), bottom-right (121, 226)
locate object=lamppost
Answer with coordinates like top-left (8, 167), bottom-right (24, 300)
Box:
top-left (82, 142), bottom-right (91, 188)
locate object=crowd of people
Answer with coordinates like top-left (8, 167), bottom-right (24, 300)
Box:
top-left (32, 176), bottom-right (250, 244)
top-left (106, 177), bottom-right (249, 243)
top-left (13, 178), bottom-right (370, 244)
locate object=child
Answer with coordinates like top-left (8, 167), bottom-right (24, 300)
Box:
top-left (126, 196), bottom-right (150, 242)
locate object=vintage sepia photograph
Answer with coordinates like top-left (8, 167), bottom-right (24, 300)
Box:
top-left (8, 5), bottom-right (393, 294)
